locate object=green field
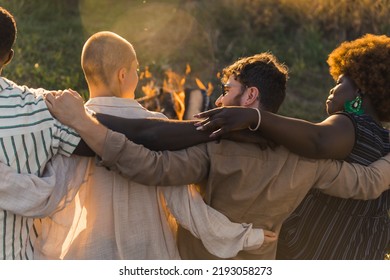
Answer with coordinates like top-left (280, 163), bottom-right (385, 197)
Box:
top-left (2, 0), bottom-right (389, 122)
top-left (1, 0), bottom-right (390, 260)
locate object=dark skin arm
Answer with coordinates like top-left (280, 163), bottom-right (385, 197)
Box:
top-left (72, 115), bottom-right (208, 154)
top-left (195, 106), bottom-right (355, 159)
top-left (73, 139), bottom-right (95, 156)
top-left (95, 113), bottom-right (211, 150)
top-left (74, 113), bottom-right (273, 152)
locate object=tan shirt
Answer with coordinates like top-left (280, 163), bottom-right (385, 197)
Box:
top-left (101, 130), bottom-right (390, 259)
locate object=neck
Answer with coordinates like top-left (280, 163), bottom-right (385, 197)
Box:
top-left (89, 86), bottom-right (115, 99)
top-left (248, 100), bottom-right (260, 110)
top-left (89, 86), bottom-right (134, 99)
top-left (362, 97), bottom-right (381, 123)
top-left (88, 83), bottom-right (118, 99)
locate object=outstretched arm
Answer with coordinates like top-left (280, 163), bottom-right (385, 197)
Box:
top-left (314, 154), bottom-right (390, 199)
top-left (94, 113), bottom-right (212, 151)
top-left (196, 107), bottom-right (355, 159)
top-left (46, 89), bottom-right (215, 152)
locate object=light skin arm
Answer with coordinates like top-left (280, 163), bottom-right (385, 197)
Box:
top-left (195, 106), bottom-right (355, 159)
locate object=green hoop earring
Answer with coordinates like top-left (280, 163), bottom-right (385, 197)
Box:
top-left (344, 96), bottom-right (364, 115)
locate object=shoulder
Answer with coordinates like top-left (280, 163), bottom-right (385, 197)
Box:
top-left (324, 112), bottom-right (355, 126)
top-left (147, 111), bottom-right (168, 119)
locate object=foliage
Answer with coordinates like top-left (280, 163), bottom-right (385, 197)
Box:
top-left (0, 0), bottom-right (389, 121)
top-left (0, 0), bottom-right (389, 259)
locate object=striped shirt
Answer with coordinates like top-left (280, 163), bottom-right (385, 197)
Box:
top-left (277, 112), bottom-right (390, 260)
top-left (0, 77), bottom-right (80, 260)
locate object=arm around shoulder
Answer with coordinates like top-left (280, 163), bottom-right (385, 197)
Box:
top-left (315, 154), bottom-right (390, 199)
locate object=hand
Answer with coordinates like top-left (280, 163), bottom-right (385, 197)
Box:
top-left (45, 89), bottom-right (88, 129)
top-left (194, 106), bottom-right (260, 138)
top-left (263, 230), bottom-right (277, 245)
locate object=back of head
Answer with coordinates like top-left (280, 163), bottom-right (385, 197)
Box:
top-left (0, 7), bottom-right (16, 63)
top-left (81, 31), bottom-right (136, 88)
top-left (327, 34), bottom-right (390, 121)
top-left (222, 52), bottom-right (288, 113)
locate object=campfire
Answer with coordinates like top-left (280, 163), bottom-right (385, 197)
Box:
top-left (137, 64), bottom-right (213, 120)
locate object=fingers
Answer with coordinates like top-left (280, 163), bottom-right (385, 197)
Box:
top-left (196, 118), bottom-right (229, 138)
top-left (67, 88), bottom-right (83, 100)
top-left (194, 107), bottom-right (223, 119)
top-left (194, 118), bottom-right (210, 128)
top-left (44, 92), bottom-right (56, 110)
top-left (210, 128), bottom-right (224, 139)
top-left (264, 230), bottom-right (276, 238)
top-left (263, 230), bottom-right (277, 244)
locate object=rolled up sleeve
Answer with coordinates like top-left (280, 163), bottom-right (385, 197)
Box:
top-left (313, 154), bottom-right (390, 199)
top-left (100, 130), bottom-right (210, 186)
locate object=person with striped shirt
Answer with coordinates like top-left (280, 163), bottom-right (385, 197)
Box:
top-left (0, 6), bottom-right (84, 260)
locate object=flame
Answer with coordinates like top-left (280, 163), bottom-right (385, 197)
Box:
top-left (207, 82), bottom-right (214, 96)
top-left (195, 78), bottom-right (207, 91)
top-left (144, 66), bottom-right (153, 78)
top-left (137, 64), bottom-right (212, 120)
top-left (185, 63), bottom-right (191, 75)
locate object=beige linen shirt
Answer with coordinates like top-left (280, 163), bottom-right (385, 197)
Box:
top-left (101, 130), bottom-right (390, 259)
top-left (34, 97), bottom-right (262, 259)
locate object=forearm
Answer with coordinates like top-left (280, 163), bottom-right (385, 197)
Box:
top-left (0, 163), bottom-right (56, 216)
top-left (95, 113), bottom-right (212, 151)
top-left (100, 130), bottom-right (209, 186)
top-left (162, 186), bottom-right (263, 258)
top-left (71, 112), bottom-right (108, 157)
top-left (0, 155), bottom-right (87, 217)
top-left (316, 154), bottom-right (390, 199)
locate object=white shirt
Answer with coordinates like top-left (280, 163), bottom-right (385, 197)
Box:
top-left (0, 77), bottom-right (80, 260)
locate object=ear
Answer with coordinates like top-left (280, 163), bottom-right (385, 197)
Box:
top-left (117, 67), bottom-right (127, 83)
top-left (3, 49), bottom-right (14, 66)
top-left (243, 86), bottom-right (259, 106)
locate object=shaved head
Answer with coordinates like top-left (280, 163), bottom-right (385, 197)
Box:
top-left (81, 31), bottom-right (136, 88)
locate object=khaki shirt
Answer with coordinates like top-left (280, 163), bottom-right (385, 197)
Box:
top-left (102, 130), bottom-right (390, 259)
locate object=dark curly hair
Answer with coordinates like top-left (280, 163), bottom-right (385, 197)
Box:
top-left (327, 34), bottom-right (390, 121)
top-left (0, 7), bottom-right (17, 61)
top-left (222, 52), bottom-right (288, 113)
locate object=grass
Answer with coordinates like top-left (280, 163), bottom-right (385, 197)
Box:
top-left (3, 0), bottom-right (389, 121)
top-left (1, 0), bottom-right (389, 259)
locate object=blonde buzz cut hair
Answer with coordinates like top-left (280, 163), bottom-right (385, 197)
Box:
top-left (81, 31), bottom-right (136, 87)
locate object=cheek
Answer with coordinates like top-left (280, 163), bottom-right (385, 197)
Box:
top-left (327, 99), bottom-right (344, 114)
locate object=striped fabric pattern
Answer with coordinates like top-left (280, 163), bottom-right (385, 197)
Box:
top-left (277, 112), bottom-right (390, 260)
top-left (0, 77), bottom-right (80, 259)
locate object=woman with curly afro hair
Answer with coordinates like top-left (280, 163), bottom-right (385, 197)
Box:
top-left (195, 34), bottom-right (390, 259)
